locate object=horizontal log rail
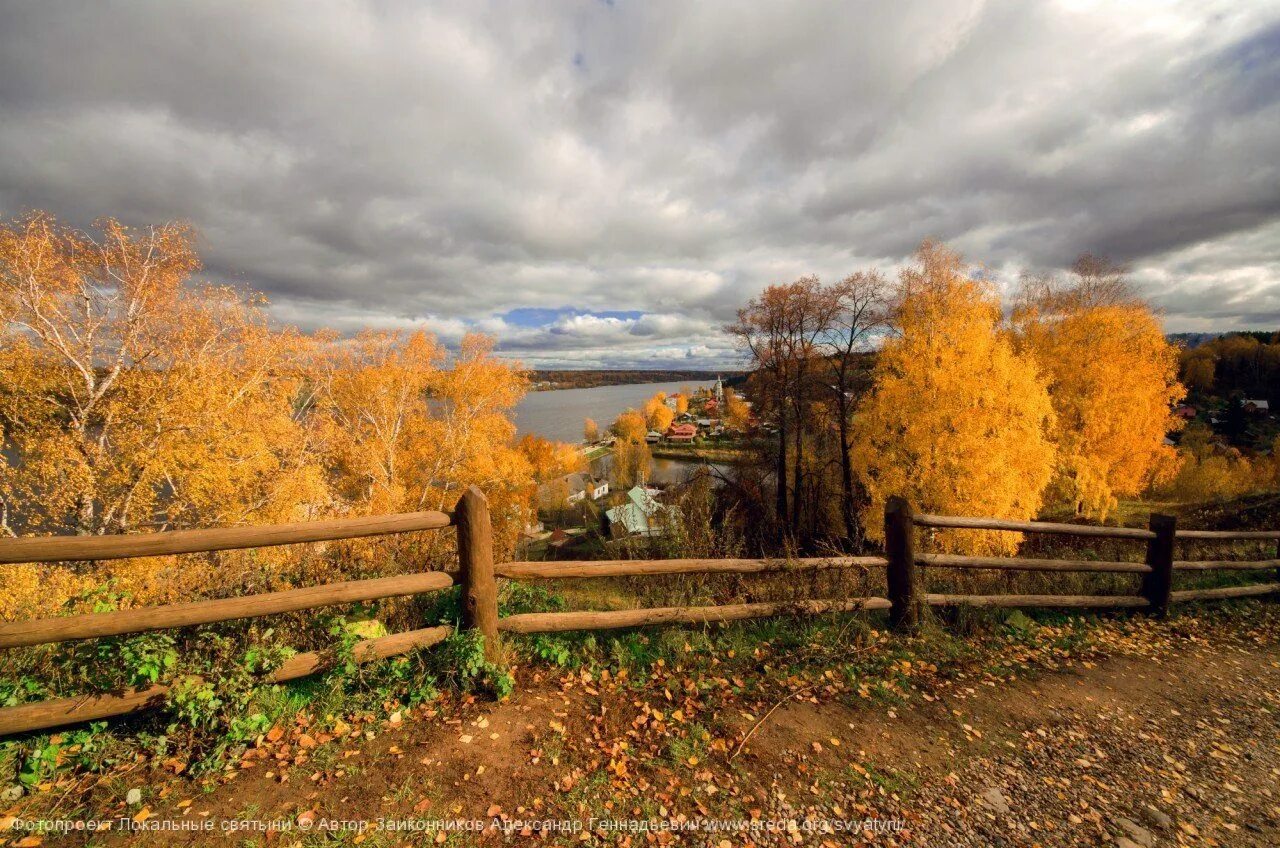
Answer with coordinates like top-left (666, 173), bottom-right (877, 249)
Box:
top-left (498, 597), bottom-right (891, 634)
top-left (1170, 583), bottom-right (1280, 602)
top-left (925, 593), bottom-right (1148, 609)
top-left (0, 625), bottom-right (455, 737)
top-left (267, 625), bottom-right (453, 682)
top-left (0, 510), bottom-right (453, 565)
top-left (496, 556), bottom-right (887, 580)
top-left (1174, 529), bottom-right (1280, 540)
top-left (918, 553), bottom-right (1151, 574)
top-left (1174, 559), bottom-right (1280, 571)
top-left (0, 572), bottom-right (453, 649)
top-left (913, 513), bottom-right (1156, 540)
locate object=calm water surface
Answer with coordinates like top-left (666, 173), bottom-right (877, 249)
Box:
top-left (514, 379), bottom-right (723, 485)
top-left (513, 380), bottom-right (713, 443)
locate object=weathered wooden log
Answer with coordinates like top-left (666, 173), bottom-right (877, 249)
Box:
top-left (496, 556), bottom-right (887, 579)
top-left (498, 597), bottom-right (891, 634)
top-left (1173, 559), bottom-right (1280, 571)
top-left (1141, 513), bottom-right (1177, 617)
top-left (268, 625), bottom-right (453, 681)
top-left (918, 554), bottom-right (1151, 574)
top-left (1174, 529), bottom-right (1280, 540)
top-left (0, 511), bottom-right (453, 565)
top-left (456, 486), bottom-right (500, 663)
top-left (914, 513), bottom-right (1155, 540)
top-left (1170, 583), bottom-right (1280, 602)
top-left (0, 684), bottom-right (173, 738)
top-left (0, 572), bottom-right (453, 648)
top-left (885, 497), bottom-right (918, 630)
top-left (924, 593), bottom-right (1147, 609)
top-left (0, 625), bottom-right (455, 737)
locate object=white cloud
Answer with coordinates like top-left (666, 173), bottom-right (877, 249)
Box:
top-left (0, 0), bottom-right (1277, 369)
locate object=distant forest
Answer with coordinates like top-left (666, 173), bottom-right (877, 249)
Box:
top-left (527, 369), bottom-right (747, 391)
top-left (1177, 331), bottom-right (1280, 409)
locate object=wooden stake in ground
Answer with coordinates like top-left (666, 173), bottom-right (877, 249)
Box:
top-left (885, 496), bottom-right (919, 629)
top-left (1141, 513), bottom-right (1176, 617)
top-left (456, 485), bottom-right (501, 662)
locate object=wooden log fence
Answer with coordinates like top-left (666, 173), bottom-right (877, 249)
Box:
top-left (0, 490), bottom-right (1274, 737)
top-left (0, 511), bottom-right (453, 564)
top-left (0, 572), bottom-right (454, 649)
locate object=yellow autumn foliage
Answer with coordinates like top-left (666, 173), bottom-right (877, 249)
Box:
top-left (852, 243), bottom-right (1056, 555)
top-left (723, 388), bottom-right (752, 431)
top-left (644, 393), bottom-right (675, 433)
top-left (612, 409), bottom-right (648, 443)
top-left (0, 213), bottom-right (567, 620)
top-left (1014, 269), bottom-right (1184, 520)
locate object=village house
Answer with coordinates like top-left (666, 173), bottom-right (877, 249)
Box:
top-left (667, 422), bottom-right (697, 442)
top-left (604, 485), bottom-right (670, 538)
top-left (645, 430), bottom-right (662, 443)
top-left (1243, 399), bottom-right (1271, 415)
top-left (541, 472), bottom-right (609, 507)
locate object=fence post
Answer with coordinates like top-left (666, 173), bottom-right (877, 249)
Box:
top-left (1273, 539), bottom-right (1279, 594)
top-left (885, 496), bottom-right (918, 630)
top-left (1141, 513), bottom-right (1176, 617)
top-left (455, 485), bottom-right (501, 662)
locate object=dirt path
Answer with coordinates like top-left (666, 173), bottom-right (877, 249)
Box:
top-left (18, 619), bottom-right (1280, 847)
top-left (754, 642), bottom-right (1280, 846)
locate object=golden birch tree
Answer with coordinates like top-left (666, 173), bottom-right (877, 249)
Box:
top-left (1013, 256), bottom-right (1184, 519)
top-left (0, 212), bottom-right (323, 537)
top-left (852, 243), bottom-right (1056, 555)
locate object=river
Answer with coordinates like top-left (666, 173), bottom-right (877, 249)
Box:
top-left (513, 379), bottom-right (727, 486)
top-left (513, 379), bottom-right (714, 443)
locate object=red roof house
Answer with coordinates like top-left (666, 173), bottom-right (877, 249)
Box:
top-left (667, 423), bottom-right (697, 442)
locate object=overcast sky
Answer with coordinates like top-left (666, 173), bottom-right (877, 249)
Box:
top-left (1, 1), bottom-right (1278, 368)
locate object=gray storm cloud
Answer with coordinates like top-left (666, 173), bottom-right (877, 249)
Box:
top-left (0, 0), bottom-right (1277, 367)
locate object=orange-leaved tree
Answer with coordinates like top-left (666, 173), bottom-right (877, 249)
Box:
top-left (0, 212), bottom-right (322, 537)
top-left (0, 213), bottom-right (543, 617)
top-left (723, 388), bottom-right (752, 431)
top-left (1013, 255), bottom-right (1184, 519)
top-left (518, 434), bottom-right (587, 484)
top-left (851, 242), bottom-right (1056, 554)
top-left (644, 393), bottom-right (675, 433)
top-left (316, 330), bottom-right (533, 556)
top-left (610, 408), bottom-right (652, 489)
top-left (611, 409), bottom-right (648, 443)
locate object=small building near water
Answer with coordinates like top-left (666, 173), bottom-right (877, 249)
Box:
top-left (667, 422), bottom-right (697, 442)
top-left (605, 486), bottom-right (670, 537)
top-left (541, 472), bottom-right (609, 507)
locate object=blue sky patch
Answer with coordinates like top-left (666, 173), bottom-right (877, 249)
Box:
top-left (501, 307), bottom-right (644, 328)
